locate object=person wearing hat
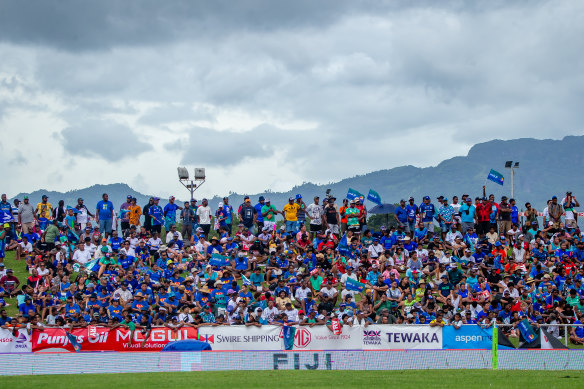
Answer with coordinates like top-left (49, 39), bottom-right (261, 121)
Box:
top-left (214, 202), bottom-right (228, 233)
top-left (0, 268), bottom-right (20, 296)
top-left (119, 195), bottom-right (133, 235)
top-left (437, 197), bottom-right (455, 240)
top-left (260, 198), bottom-right (280, 232)
top-left (34, 194), bottom-right (53, 222)
top-left (323, 196), bottom-right (340, 236)
top-left (498, 196), bottom-right (512, 240)
top-left (282, 197), bottom-right (301, 234)
top-left (253, 196), bottom-right (267, 233)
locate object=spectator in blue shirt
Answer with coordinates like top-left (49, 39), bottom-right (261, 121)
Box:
top-left (96, 193), bottom-right (115, 237)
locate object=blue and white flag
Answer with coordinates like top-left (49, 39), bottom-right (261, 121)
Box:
top-left (242, 274), bottom-right (251, 286)
top-left (282, 325), bottom-right (296, 350)
top-left (346, 278), bottom-right (365, 292)
top-left (66, 333), bottom-right (82, 352)
top-left (209, 253), bottom-right (230, 267)
top-left (346, 188), bottom-right (364, 201)
top-left (487, 169), bottom-right (504, 186)
top-left (338, 232), bottom-right (349, 256)
top-left (367, 189), bottom-right (382, 206)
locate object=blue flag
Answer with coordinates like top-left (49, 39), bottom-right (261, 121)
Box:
top-left (346, 188), bottom-right (364, 201)
top-left (242, 274), bottom-right (251, 286)
top-left (66, 333), bottom-right (82, 352)
top-left (346, 278), bottom-right (365, 292)
top-left (487, 169), bottom-right (504, 186)
top-left (517, 319), bottom-right (537, 342)
top-left (282, 325), bottom-right (296, 350)
top-left (338, 232), bottom-right (349, 256)
top-left (367, 189), bottom-right (382, 206)
top-left (209, 253), bottom-right (230, 267)
top-left (66, 206), bottom-right (80, 214)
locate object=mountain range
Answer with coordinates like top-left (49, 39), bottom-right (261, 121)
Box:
top-left (9, 135), bottom-right (584, 212)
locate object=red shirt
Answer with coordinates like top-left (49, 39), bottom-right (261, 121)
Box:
top-left (476, 203), bottom-right (491, 222)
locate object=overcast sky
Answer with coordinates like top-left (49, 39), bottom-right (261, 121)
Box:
top-left (1, 0), bottom-right (583, 199)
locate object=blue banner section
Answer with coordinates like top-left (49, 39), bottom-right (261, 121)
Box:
top-left (443, 325), bottom-right (492, 349)
top-left (487, 169), bottom-right (504, 186)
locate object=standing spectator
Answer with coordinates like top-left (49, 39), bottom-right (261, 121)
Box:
top-left (295, 195), bottom-right (307, 229)
top-left (143, 197), bottom-right (154, 232)
top-left (563, 192), bottom-right (580, 229)
top-left (437, 197), bottom-right (455, 239)
top-left (306, 196), bottom-right (325, 239)
top-left (128, 198), bottom-right (142, 229)
top-left (53, 200), bottom-right (67, 223)
top-left (406, 197), bottom-right (419, 238)
top-left (459, 197), bottom-right (477, 235)
top-left (120, 195), bottom-right (132, 235)
top-left (355, 198), bottom-right (367, 232)
top-left (394, 200), bottom-right (409, 232)
top-left (238, 197), bottom-right (257, 233)
top-left (476, 197), bottom-right (491, 237)
top-left (498, 196), bottom-right (512, 239)
top-left (180, 201), bottom-right (195, 240)
top-left (196, 198), bottom-right (212, 238)
top-left (282, 197), bottom-right (300, 234)
top-left (261, 199), bottom-right (280, 232)
top-left (254, 196), bottom-right (266, 233)
top-left (339, 199), bottom-right (349, 234)
top-left (222, 197), bottom-right (234, 234)
top-left (323, 197), bottom-right (340, 236)
top-left (149, 197), bottom-right (164, 235)
top-left (96, 193), bottom-right (115, 238)
top-left (18, 196), bottom-right (35, 234)
top-left (547, 196), bottom-right (563, 227)
top-left (419, 196), bottom-right (436, 237)
top-left (0, 194), bottom-right (13, 225)
top-left (34, 194), bottom-right (53, 222)
top-left (74, 198), bottom-right (93, 230)
top-left (164, 196), bottom-right (182, 232)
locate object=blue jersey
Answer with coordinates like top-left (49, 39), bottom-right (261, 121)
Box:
top-left (394, 207), bottom-right (408, 223)
top-left (406, 204), bottom-right (418, 221)
top-left (96, 200), bottom-right (114, 220)
top-left (255, 203), bottom-right (264, 222)
top-left (419, 203), bottom-right (435, 222)
top-left (149, 205), bottom-right (164, 225)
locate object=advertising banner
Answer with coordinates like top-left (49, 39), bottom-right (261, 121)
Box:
top-left (442, 325), bottom-right (492, 349)
top-left (0, 328), bottom-right (32, 353)
top-left (32, 327), bottom-right (199, 352)
top-left (197, 325), bottom-right (363, 351)
top-left (363, 325), bottom-right (443, 350)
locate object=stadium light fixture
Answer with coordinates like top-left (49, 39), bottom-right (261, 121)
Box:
top-left (177, 167), bottom-right (206, 200)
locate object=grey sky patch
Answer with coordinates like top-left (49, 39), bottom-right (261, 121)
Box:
top-left (59, 120), bottom-right (152, 161)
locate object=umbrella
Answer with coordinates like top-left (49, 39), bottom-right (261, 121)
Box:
top-left (368, 203), bottom-right (396, 215)
top-left (368, 203), bottom-right (397, 229)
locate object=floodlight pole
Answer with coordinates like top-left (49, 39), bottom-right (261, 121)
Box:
top-left (177, 167), bottom-right (206, 200)
top-left (504, 162), bottom-right (519, 199)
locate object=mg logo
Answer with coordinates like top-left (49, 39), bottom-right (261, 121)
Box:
top-left (294, 328), bottom-right (312, 348)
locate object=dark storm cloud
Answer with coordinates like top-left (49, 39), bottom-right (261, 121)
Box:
top-left (59, 120), bottom-right (152, 161)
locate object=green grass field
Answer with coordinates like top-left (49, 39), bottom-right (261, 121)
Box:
top-left (2, 370), bottom-right (584, 389)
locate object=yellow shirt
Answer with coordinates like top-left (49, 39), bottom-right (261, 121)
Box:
top-left (282, 203), bottom-right (300, 222)
top-left (36, 202), bottom-right (53, 219)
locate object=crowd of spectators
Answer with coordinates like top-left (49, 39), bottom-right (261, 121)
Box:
top-left (0, 190), bottom-right (583, 346)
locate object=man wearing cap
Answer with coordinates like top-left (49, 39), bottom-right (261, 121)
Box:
top-left (354, 198), bottom-right (367, 232)
top-left (306, 196), bottom-right (325, 239)
top-left (238, 196), bottom-right (257, 234)
top-left (164, 196), bottom-right (182, 232)
top-left (0, 268), bottom-right (19, 296)
top-left (324, 197), bottom-right (340, 236)
top-left (120, 195), bottom-right (133, 235)
top-left (437, 197), bottom-right (455, 239)
top-left (283, 197), bottom-right (301, 234)
top-left (18, 196), bottom-right (35, 234)
top-left (254, 196), bottom-right (266, 233)
top-left (419, 196), bottom-right (435, 237)
top-left (34, 194), bottom-right (53, 222)
top-left (345, 200), bottom-right (360, 233)
top-left (498, 196), bottom-right (513, 239)
top-left (261, 198), bottom-right (280, 232)
top-left (548, 195), bottom-right (563, 227)
top-left (196, 198), bottom-right (212, 238)
top-left (96, 193), bottom-right (115, 238)
top-left (406, 197), bottom-right (418, 238)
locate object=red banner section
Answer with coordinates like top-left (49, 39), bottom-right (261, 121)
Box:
top-left (32, 327), bottom-right (198, 352)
